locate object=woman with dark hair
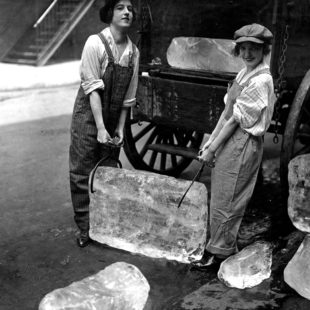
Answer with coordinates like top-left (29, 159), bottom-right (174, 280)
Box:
top-left (69, 0), bottom-right (139, 247)
top-left (193, 24), bottom-right (275, 268)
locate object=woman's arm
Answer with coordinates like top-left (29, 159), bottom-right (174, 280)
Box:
top-left (208, 115), bottom-right (238, 153)
top-left (202, 81), bottom-right (243, 151)
top-left (114, 107), bottom-right (130, 144)
top-left (89, 91), bottom-right (111, 144)
top-left (113, 46), bottom-right (140, 145)
top-left (202, 111), bottom-right (226, 150)
top-left (198, 115), bottom-right (238, 165)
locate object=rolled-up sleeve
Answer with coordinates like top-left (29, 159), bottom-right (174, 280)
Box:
top-left (122, 48), bottom-right (140, 107)
top-left (233, 80), bottom-right (269, 128)
top-left (80, 35), bottom-right (105, 95)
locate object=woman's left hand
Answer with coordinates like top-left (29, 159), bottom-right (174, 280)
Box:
top-left (112, 128), bottom-right (124, 146)
top-left (198, 148), bottom-right (216, 167)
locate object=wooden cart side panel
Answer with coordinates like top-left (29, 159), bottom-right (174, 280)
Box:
top-left (134, 76), bottom-right (226, 133)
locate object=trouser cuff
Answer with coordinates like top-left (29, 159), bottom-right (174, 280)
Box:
top-left (206, 243), bottom-right (237, 257)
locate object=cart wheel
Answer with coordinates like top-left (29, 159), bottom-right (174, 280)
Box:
top-left (124, 120), bottom-right (204, 176)
top-left (281, 70), bottom-right (310, 193)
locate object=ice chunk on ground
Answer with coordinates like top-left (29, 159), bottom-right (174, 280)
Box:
top-left (39, 262), bottom-right (150, 310)
top-left (217, 241), bottom-right (273, 289)
top-left (284, 234), bottom-right (310, 300)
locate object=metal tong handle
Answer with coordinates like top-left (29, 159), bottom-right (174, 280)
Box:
top-left (89, 150), bottom-right (122, 194)
top-left (177, 162), bottom-right (205, 208)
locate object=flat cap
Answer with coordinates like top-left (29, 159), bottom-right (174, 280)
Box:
top-left (234, 23), bottom-right (273, 44)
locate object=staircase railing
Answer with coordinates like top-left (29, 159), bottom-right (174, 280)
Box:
top-left (33, 0), bottom-right (95, 66)
top-left (33, 0), bottom-right (59, 29)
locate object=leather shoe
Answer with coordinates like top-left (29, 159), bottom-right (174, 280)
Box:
top-left (190, 251), bottom-right (227, 270)
top-left (77, 230), bottom-right (91, 248)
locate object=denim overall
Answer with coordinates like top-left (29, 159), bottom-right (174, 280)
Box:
top-left (69, 33), bottom-right (135, 232)
top-left (205, 69), bottom-right (270, 257)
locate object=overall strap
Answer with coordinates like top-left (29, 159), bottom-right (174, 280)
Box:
top-left (129, 44), bottom-right (136, 68)
top-left (97, 32), bottom-right (114, 63)
top-left (224, 68), bottom-right (271, 120)
top-left (240, 68), bottom-right (271, 88)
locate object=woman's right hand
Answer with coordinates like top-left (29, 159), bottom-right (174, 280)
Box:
top-left (97, 127), bottom-right (111, 144)
top-left (200, 136), bottom-right (213, 152)
top-left (197, 148), bottom-right (216, 168)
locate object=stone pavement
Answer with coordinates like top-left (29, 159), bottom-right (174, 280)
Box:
top-left (1, 61), bottom-right (309, 309)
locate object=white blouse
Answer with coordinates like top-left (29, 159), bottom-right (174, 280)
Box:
top-left (224, 61), bottom-right (276, 136)
top-left (79, 27), bottom-right (140, 107)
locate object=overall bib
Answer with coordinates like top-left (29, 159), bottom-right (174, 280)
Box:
top-left (205, 69), bottom-right (270, 256)
top-left (69, 33), bottom-right (135, 232)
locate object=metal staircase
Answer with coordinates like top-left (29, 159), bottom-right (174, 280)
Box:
top-left (3, 0), bottom-right (95, 66)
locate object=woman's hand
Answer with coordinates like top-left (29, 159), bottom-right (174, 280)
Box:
top-left (227, 80), bottom-right (243, 103)
top-left (198, 148), bottom-right (216, 168)
top-left (112, 128), bottom-right (124, 146)
top-left (97, 127), bottom-right (111, 144)
top-left (201, 137), bottom-right (213, 152)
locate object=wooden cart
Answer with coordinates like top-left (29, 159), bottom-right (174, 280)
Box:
top-left (123, 0), bottom-right (310, 191)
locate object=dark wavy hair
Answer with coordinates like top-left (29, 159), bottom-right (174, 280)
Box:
top-left (232, 42), bottom-right (271, 57)
top-left (99, 0), bottom-right (136, 24)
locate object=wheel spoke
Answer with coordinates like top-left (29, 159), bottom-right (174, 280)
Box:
top-left (149, 150), bottom-right (158, 168)
top-left (171, 154), bottom-right (178, 168)
top-left (174, 131), bottom-right (186, 146)
top-left (160, 137), bottom-right (168, 171)
top-left (167, 132), bottom-right (175, 147)
top-left (191, 131), bottom-right (200, 143)
top-left (139, 128), bottom-right (159, 158)
top-left (133, 123), bottom-right (155, 142)
top-left (184, 132), bottom-right (193, 145)
top-left (167, 133), bottom-right (178, 168)
top-left (160, 153), bottom-right (167, 171)
top-left (148, 133), bottom-right (164, 167)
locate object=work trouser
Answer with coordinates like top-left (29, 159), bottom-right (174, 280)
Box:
top-left (69, 89), bottom-right (120, 232)
top-left (206, 126), bottom-right (263, 256)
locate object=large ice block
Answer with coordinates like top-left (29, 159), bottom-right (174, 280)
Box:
top-left (89, 167), bottom-right (208, 263)
top-left (284, 234), bottom-right (310, 300)
top-left (39, 262), bottom-right (150, 310)
top-left (288, 154), bottom-right (310, 233)
top-left (167, 37), bottom-right (244, 73)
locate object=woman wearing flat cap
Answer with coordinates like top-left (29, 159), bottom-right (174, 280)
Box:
top-left (193, 23), bottom-right (275, 268)
top-left (69, 0), bottom-right (139, 247)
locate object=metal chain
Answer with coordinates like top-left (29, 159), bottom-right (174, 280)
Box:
top-left (273, 24), bottom-right (289, 144)
top-left (141, 1), bottom-right (152, 32)
top-left (136, 2), bottom-right (148, 48)
top-left (135, 0), bottom-right (152, 127)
